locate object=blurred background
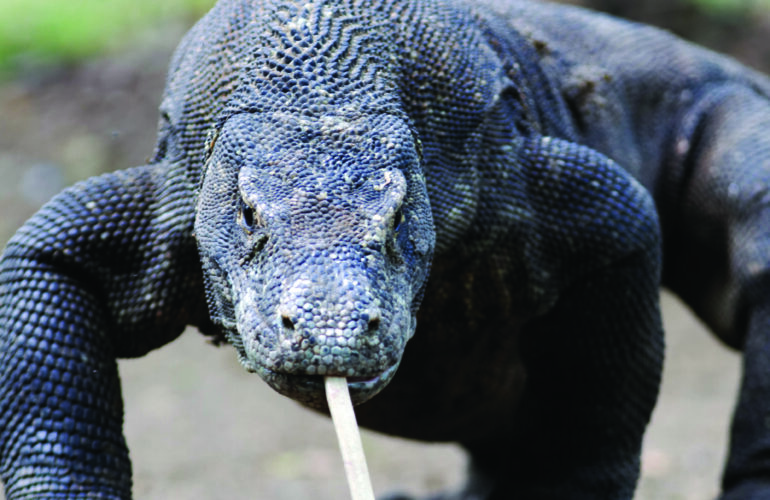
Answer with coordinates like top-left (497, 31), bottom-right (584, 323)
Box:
top-left (1, 0), bottom-right (768, 498)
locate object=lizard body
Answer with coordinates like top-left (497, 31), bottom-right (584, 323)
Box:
top-left (2, 0), bottom-right (770, 498)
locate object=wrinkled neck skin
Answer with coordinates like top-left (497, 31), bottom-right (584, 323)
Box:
top-left (182, 0), bottom-right (512, 408)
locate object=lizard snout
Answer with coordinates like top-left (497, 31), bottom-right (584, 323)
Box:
top-left (242, 271), bottom-right (407, 408)
top-left (270, 271), bottom-right (392, 378)
top-left (277, 306), bottom-right (382, 339)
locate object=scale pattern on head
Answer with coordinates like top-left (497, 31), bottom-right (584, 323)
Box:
top-left (155, 0), bottom-right (504, 189)
top-left (195, 109), bottom-right (434, 405)
top-left (154, 0), bottom-right (515, 404)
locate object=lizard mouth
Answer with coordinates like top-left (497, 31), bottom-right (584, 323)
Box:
top-left (346, 375), bottom-right (380, 383)
top-left (256, 363), bottom-right (399, 410)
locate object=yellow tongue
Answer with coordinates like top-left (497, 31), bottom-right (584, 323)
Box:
top-left (325, 376), bottom-right (376, 500)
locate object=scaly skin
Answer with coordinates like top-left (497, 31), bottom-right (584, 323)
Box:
top-left (1, 0), bottom-right (770, 498)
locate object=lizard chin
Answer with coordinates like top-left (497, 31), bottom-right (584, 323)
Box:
top-left (254, 363), bottom-right (400, 410)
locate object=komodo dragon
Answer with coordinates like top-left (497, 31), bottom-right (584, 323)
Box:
top-left (2, 0), bottom-right (770, 498)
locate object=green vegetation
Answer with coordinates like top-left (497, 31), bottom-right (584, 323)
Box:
top-left (690, 0), bottom-right (770, 11)
top-left (0, 0), bottom-right (766, 74)
top-left (0, 0), bottom-right (214, 71)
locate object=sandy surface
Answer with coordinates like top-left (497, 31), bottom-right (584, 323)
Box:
top-left (0, 16), bottom-right (745, 500)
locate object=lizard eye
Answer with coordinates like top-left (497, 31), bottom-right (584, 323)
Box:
top-left (386, 208), bottom-right (405, 266)
top-left (392, 208), bottom-right (405, 235)
top-left (238, 199), bottom-right (269, 263)
top-left (238, 200), bottom-right (258, 233)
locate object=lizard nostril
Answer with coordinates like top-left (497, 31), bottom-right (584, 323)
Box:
top-left (282, 314), bottom-right (295, 331)
top-left (367, 316), bottom-right (381, 334)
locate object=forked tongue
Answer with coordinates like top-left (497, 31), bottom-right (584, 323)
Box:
top-left (325, 377), bottom-right (376, 500)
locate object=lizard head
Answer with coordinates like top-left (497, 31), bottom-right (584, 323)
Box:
top-left (194, 111), bottom-right (434, 408)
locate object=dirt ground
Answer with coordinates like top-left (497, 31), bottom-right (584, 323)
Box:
top-left (0, 14), bottom-right (746, 500)
top-left (114, 294), bottom-right (741, 500)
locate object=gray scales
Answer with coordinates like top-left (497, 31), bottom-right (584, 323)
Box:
top-left (1, 0), bottom-right (769, 498)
